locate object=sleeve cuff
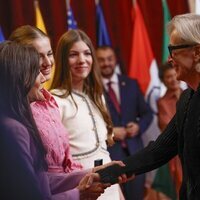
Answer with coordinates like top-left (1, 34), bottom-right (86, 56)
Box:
top-left (97, 164), bottom-right (122, 184)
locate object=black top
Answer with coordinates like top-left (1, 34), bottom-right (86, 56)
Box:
top-left (98, 88), bottom-right (200, 200)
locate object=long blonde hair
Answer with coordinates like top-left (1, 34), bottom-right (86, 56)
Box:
top-left (51, 29), bottom-right (114, 145)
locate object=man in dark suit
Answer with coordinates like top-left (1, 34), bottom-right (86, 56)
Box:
top-left (96, 46), bottom-right (153, 200)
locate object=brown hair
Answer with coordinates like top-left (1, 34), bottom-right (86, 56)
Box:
top-left (51, 29), bottom-right (114, 145)
top-left (159, 62), bottom-right (174, 81)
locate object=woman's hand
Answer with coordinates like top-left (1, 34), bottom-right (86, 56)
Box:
top-left (77, 173), bottom-right (110, 200)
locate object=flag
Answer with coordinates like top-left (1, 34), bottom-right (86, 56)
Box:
top-left (129, 2), bottom-right (177, 199)
top-left (162, 0), bottom-right (171, 63)
top-left (150, 2), bottom-right (181, 199)
top-left (34, 0), bottom-right (54, 90)
top-left (152, 164), bottom-right (176, 199)
top-left (129, 2), bottom-right (160, 114)
top-left (129, 1), bottom-right (161, 192)
top-left (34, 0), bottom-right (47, 34)
top-left (96, 3), bottom-right (111, 46)
top-left (67, 6), bottom-right (77, 30)
top-left (0, 26), bottom-right (5, 42)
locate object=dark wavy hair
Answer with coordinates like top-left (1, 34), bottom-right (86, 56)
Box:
top-left (0, 41), bottom-right (46, 169)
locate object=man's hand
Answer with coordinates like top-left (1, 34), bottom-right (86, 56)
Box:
top-left (113, 127), bottom-right (127, 141)
top-left (126, 122), bottom-right (139, 138)
top-left (77, 173), bottom-right (110, 200)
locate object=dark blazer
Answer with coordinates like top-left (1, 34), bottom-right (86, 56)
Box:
top-left (104, 75), bottom-right (153, 159)
top-left (98, 88), bottom-right (200, 200)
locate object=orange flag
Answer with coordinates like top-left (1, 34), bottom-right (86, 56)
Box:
top-left (129, 0), bottom-right (161, 163)
top-left (129, 2), bottom-right (160, 114)
top-left (129, 2), bottom-right (162, 189)
top-left (129, 2), bottom-right (160, 104)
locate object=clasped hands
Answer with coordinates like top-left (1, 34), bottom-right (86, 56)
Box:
top-left (78, 161), bottom-right (135, 200)
top-left (113, 122), bottom-right (139, 141)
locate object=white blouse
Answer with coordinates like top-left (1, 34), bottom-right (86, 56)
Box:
top-left (51, 89), bottom-right (108, 158)
top-left (51, 89), bottom-right (121, 200)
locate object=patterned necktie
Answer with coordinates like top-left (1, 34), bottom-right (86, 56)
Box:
top-left (107, 81), bottom-right (121, 113)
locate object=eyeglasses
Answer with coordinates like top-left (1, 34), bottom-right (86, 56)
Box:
top-left (168, 44), bottom-right (197, 58)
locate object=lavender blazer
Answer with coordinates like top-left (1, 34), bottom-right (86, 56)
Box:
top-left (0, 116), bottom-right (88, 200)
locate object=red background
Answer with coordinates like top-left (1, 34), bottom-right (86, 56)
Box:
top-left (0, 0), bottom-right (189, 72)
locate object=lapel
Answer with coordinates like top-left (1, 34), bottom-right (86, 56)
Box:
top-left (176, 88), bottom-right (194, 155)
top-left (118, 75), bottom-right (127, 114)
top-left (176, 89), bottom-right (193, 133)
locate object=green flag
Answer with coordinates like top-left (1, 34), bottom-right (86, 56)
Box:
top-left (162, 0), bottom-right (171, 63)
top-left (152, 164), bottom-right (177, 199)
top-left (151, 2), bottom-right (177, 198)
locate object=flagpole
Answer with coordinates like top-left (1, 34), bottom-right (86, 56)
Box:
top-left (95, 0), bottom-right (100, 5)
top-left (34, 0), bottom-right (38, 8)
top-left (132, 0), bottom-right (136, 6)
top-left (66, 0), bottom-right (70, 11)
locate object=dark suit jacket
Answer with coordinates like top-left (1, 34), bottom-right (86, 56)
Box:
top-left (104, 75), bottom-right (153, 159)
top-left (98, 88), bottom-right (200, 200)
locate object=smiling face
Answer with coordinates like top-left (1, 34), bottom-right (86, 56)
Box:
top-left (32, 37), bottom-right (54, 81)
top-left (96, 48), bottom-right (117, 79)
top-left (163, 68), bottom-right (180, 91)
top-left (28, 72), bottom-right (46, 102)
top-left (68, 40), bottom-right (93, 88)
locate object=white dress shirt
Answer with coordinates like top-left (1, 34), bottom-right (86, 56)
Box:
top-left (102, 72), bottom-right (121, 103)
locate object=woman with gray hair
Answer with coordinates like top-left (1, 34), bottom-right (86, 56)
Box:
top-left (97, 13), bottom-right (200, 200)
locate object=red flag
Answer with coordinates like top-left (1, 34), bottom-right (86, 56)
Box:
top-left (129, 2), bottom-right (160, 114)
top-left (129, 3), bottom-right (161, 187)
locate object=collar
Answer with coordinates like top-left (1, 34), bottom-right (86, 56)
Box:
top-left (102, 73), bottom-right (119, 87)
top-left (41, 88), bottom-right (52, 101)
top-left (165, 89), bottom-right (182, 99)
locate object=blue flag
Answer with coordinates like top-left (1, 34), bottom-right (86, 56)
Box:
top-left (96, 3), bottom-right (111, 46)
top-left (67, 6), bottom-right (77, 30)
top-left (0, 26), bottom-right (5, 42)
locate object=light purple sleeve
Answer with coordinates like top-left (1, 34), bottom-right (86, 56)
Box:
top-left (48, 169), bottom-right (91, 200)
top-left (52, 188), bottom-right (79, 200)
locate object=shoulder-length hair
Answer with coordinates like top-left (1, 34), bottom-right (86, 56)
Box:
top-left (51, 29), bottom-right (114, 145)
top-left (167, 13), bottom-right (200, 44)
top-left (0, 41), bottom-right (46, 169)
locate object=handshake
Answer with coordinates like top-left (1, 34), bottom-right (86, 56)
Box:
top-left (78, 161), bottom-right (135, 200)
